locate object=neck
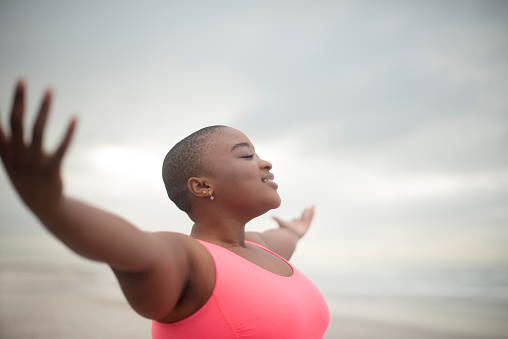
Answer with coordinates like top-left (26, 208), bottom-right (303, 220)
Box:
top-left (190, 218), bottom-right (247, 248)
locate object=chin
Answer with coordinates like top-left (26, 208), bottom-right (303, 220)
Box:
top-left (269, 194), bottom-right (282, 210)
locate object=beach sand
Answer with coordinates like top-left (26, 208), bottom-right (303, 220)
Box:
top-left (2, 265), bottom-right (504, 339)
top-left (324, 317), bottom-right (487, 339)
top-left (1, 237), bottom-right (507, 339)
top-left (0, 282), bottom-right (486, 339)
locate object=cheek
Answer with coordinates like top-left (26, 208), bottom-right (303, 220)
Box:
top-left (232, 163), bottom-right (259, 183)
top-left (215, 169), bottom-right (254, 194)
top-left (213, 160), bottom-right (260, 196)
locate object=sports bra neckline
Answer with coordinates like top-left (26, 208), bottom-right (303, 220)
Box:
top-left (197, 239), bottom-right (295, 278)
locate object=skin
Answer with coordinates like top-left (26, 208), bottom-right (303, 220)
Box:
top-left (0, 80), bottom-right (316, 323)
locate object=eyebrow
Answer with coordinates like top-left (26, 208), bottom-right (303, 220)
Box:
top-left (230, 142), bottom-right (254, 152)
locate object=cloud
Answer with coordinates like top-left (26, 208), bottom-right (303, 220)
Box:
top-left (66, 58), bottom-right (262, 147)
top-left (1, 0), bottom-right (507, 271)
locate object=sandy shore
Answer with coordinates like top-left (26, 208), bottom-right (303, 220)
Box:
top-left (1, 265), bottom-right (499, 339)
top-left (324, 317), bottom-right (489, 339)
top-left (0, 289), bottom-right (485, 339)
top-left (1, 237), bottom-right (507, 338)
top-left (0, 289), bottom-right (491, 339)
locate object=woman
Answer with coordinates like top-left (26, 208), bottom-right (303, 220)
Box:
top-left (0, 81), bottom-right (329, 338)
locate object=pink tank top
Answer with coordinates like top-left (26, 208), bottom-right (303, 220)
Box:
top-left (152, 240), bottom-right (329, 338)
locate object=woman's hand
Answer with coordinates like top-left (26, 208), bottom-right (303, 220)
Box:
top-left (0, 81), bottom-right (196, 321)
top-left (273, 206), bottom-right (315, 239)
top-left (0, 80), bottom-right (77, 215)
top-left (246, 206), bottom-right (316, 260)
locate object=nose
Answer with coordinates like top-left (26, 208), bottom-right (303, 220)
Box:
top-left (260, 158), bottom-right (272, 171)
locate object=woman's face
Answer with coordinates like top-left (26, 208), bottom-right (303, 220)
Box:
top-left (206, 127), bottom-right (281, 217)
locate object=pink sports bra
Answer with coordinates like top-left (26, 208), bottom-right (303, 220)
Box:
top-left (152, 240), bottom-right (329, 338)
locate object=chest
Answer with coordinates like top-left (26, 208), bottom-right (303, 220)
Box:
top-left (211, 248), bottom-right (329, 338)
top-left (227, 243), bottom-right (293, 277)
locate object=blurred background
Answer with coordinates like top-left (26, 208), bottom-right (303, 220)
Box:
top-left (1, 1), bottom-right (507, 338)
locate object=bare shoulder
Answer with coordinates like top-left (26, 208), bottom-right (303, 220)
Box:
top-left (245, 231), bottom-right (270, 248)
top-left (245, 230), bottom-right (298, 261)
top-left (152, 231), bottom-right (211, 260)
top-left (150, 231), bottom-right (216, 323)
top-left (150, 231), bottom-right (215, 278)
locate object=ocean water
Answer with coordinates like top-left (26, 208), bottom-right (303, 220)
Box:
top-left (1, 236), bottom-right (508, 338)
top-left (312, 267), bottom-right (508, 338)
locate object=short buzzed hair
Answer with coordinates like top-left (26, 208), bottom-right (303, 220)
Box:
top-left (162, 125), bottom-right (228, 214)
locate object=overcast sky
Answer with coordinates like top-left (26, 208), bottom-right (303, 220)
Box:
top-left (1, 0), bottom-right (507, 273)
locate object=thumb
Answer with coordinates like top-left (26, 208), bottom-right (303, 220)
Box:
top-left (272, 216), bottom-right (285, 227)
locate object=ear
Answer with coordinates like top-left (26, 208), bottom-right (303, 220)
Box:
top-left (187, 177), bottom-right (213, 199)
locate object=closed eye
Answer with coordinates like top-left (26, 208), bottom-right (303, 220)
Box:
top-left (241, 154), bottom-right (254, 159)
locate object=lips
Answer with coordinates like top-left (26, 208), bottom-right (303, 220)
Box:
top-left (262, 173), bottom-right (278, 189)
top-left (262, 173), bottom-right (274, 182)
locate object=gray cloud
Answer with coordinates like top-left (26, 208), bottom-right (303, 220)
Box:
top-left (1, 0), bottom-right (507, 269)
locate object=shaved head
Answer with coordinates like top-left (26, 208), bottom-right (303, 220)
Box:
top-left (162, 125), bottom-right (228, 213)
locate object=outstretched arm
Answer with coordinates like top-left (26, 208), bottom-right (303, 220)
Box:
top-left (0, 81), bottom-right (154, 270)
top-left (0, 81), bottom-right (190, 320)
top-left (246, 206), bottom-right (315, 260)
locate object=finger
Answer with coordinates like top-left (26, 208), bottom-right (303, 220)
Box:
top-left (0, 111), bottom-right (10, 163)
top-left (272, 216), bottom-right (286, 228)
top-left (52, 116), bottom-right (77, 168)
top-left (10, 80), bottom-right (26, 156)
top-left (31, 89), bottom-right (52, 155)
top-left (300, 207), bottom-right (314, 227)
top-left (306, 206), bottom-right (315, 221)
top-left (308, 206), bottom-right (315, 218)
top-left (301, 206), bottom-right (313, 220)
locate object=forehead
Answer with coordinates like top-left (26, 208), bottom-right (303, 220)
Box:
top-left (214, 128), bottom-right (254, 152)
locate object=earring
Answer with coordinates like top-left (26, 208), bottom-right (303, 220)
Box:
top-left (203, 190), bottom-right (214, 200)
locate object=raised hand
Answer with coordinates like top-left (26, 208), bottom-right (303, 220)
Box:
top-left (273, 206), bottom-right (315, 239)
top-left (0, 80), bottom-right (77, 215)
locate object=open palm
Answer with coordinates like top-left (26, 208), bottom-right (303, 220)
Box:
top-left (0, 81), bottom-right (77, 215)
top-left (273, 206), bottom-right (315, 239)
